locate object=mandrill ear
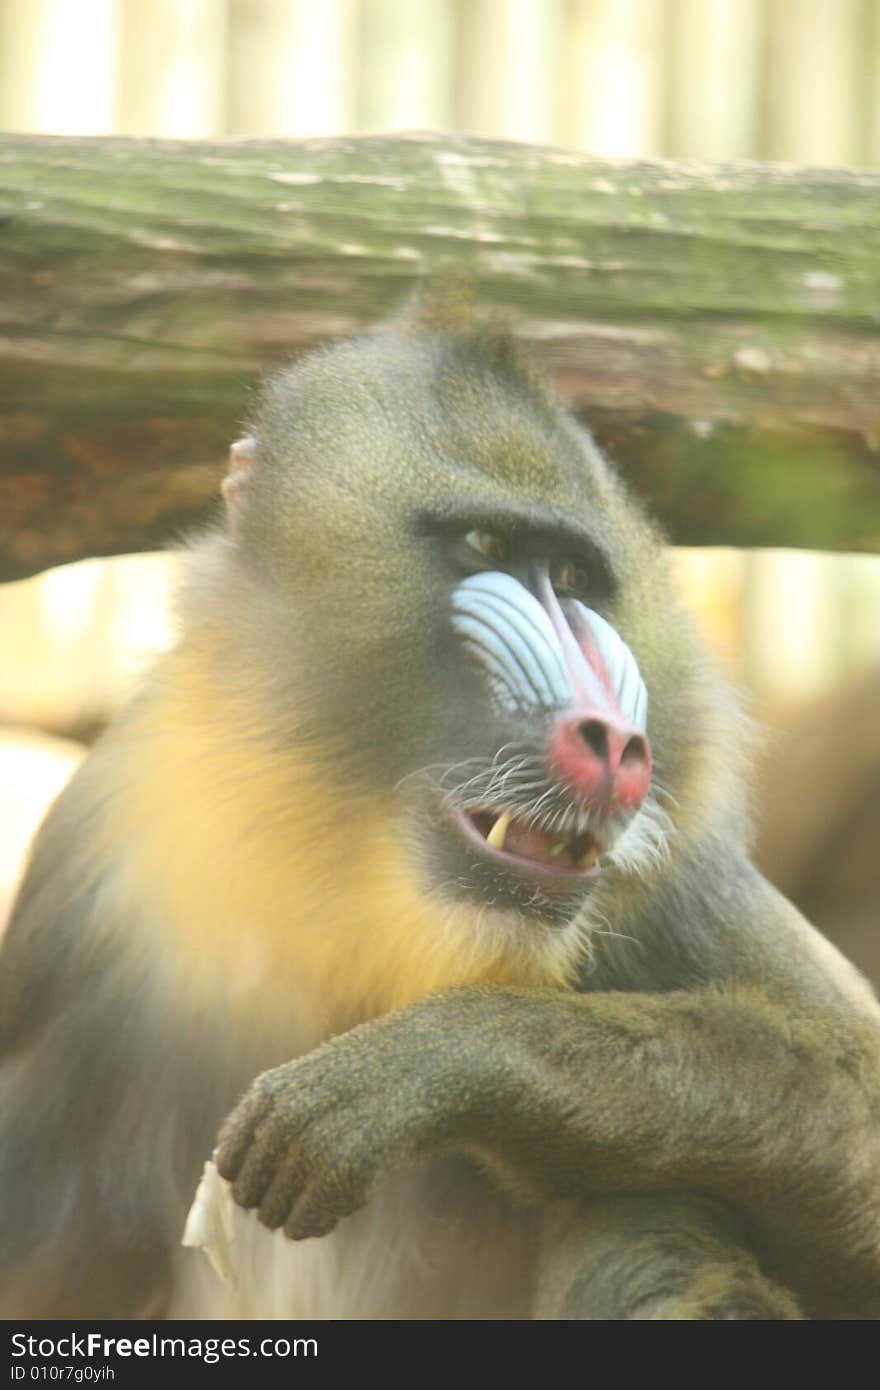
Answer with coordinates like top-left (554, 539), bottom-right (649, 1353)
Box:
top-left (221, 436), bottom-right (257, 536)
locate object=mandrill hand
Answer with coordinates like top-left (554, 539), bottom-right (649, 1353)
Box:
top-left (215, 992), bottom-right (483, 1240)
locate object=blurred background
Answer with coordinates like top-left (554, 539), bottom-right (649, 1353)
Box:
top-left (1, 0), bottom-right (879, 979)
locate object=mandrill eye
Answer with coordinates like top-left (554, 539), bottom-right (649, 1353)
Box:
top-left (551, 559), bottom-right (592, 602)
top-left (463, 530), bottom-right (511, 566)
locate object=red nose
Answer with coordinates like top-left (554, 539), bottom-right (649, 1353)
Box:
top-left (548, 709), bottom-right (651, 813)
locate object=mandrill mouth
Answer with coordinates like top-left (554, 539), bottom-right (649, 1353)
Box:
top-left (455, 805), bottom-right (604, 888)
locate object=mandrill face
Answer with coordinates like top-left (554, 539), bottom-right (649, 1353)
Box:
top-left (440, 558), bottom-right (650, 917)
top-left (236, 312), bottom-right (693, 935)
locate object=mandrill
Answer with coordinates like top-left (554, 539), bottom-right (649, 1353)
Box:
top-left (2, 294), bottom-right (879, 1320)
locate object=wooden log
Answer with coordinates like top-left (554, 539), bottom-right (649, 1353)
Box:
top-left (1, 131), bottom-right (878, 578)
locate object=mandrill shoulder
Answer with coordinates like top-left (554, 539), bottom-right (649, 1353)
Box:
top-left (583, 815), bottom-right (879, 1023)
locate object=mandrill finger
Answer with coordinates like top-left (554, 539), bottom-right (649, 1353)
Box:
top-left (257, 1154), bottom-right (306, 1231)
top-left (215, 1088), bottom-right (272, 1182)
top-left (283, 1186), bottom-right (358, 1242)
top-left (228, 1117), bottom-right (297, 1210)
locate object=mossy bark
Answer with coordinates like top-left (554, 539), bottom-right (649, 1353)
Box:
top-left (1, 132), bottom-right (878, 578)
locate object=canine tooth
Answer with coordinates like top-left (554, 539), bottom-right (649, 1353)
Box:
top-left (549, 842), bottom-right (566, 858)
top-left (486, 811), bottom-right (512, 851)
top-left (577, 847), bottom-right (599, 870)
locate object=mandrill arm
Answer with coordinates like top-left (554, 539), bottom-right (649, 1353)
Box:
top-left (216, 861), bottom-right (880, 1322)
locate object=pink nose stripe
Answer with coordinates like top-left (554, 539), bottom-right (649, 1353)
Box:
top-left (534, 571), bottom-right (613, 711)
